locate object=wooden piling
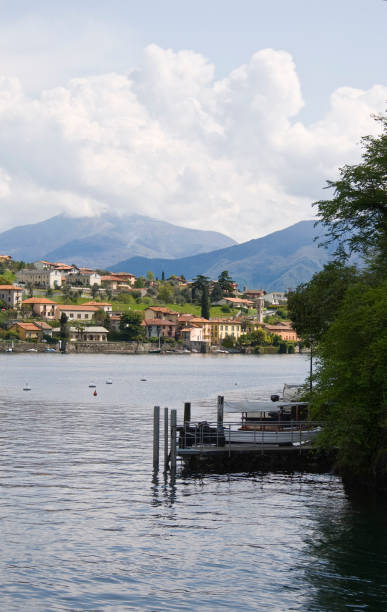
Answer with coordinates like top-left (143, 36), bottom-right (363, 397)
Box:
top-left (184, 402), bottom-right (191, 424)
top-left (170, 409), bottom-right (177, 474)
top-left (153, 405), bottom-right (160, 471)
top-left (164, 407), bottom-right (169, 472)
top-left (217, 395), bottom-right (224, 428)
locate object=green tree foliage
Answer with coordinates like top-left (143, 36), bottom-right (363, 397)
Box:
top-left (217, 270), bottom-right (235, 295)
top-left (191, 274), bottom-right (210, 303)
top-left (119, 311), bottom-right (144, 341)
top-left (287, 262), bottom-right (359, 341)
top-left (201, 284), bottom-right (210, 319)
top-left (146, 270), bottom-right (155, 281)
top-left (157, 283), bottom-right (173, 303)
top-left (210, 282), bottom-right (223, 303)
top-left (134, 276), bottom-right (146, 288)
top-left (315, 114), bottom-right (387, 264)
top-left (312, 281), bottom-right (387, 481)
top-left (289, 116), bottom-right (387, 488)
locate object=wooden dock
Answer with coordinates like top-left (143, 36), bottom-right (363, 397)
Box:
top-left (177, 443), bottom-right (335, 474)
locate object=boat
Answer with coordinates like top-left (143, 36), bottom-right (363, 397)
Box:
top-left (223, 400), bottom-right (321, 446)
top-left (88, 382), bottom-right (96, 388)
top-left (23, 383), bottom-right (31, 391)
top-left (106, 378), bottom-right (113, 384)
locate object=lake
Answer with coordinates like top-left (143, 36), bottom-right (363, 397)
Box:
top-left (0, 353), bottom-right (386, 611)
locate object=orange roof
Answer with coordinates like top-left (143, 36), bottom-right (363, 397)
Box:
top-left (22, 297), bottom-right (56, 304)
top-left (225, 297), bottom-right (254, 305)
top-left (0, 285), bottom-right (22, 290)
top-left (147, 306), bottom-right (177, 314)
top-left (101, 275), bottom-right (127, 282)
top-left (83, 301), bottom-right (112, 306)
top-left (15, 322), bottom-right (42, 331)
top-left (56, 304), bottom-right (99, 311)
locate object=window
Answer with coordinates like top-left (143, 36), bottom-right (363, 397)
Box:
top-left (77, 314), bottom-right (81, 319)
top-left (85, 314), bottom-right (88, 319)
top-left (69, 313), bottom-right (74, 318)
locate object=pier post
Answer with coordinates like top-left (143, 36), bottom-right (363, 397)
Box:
top-left (170, 409), bottom-right (177, 475)
top-left (183, 402), bottom-right (191, 424)
top-left (164, 407), bottom-right (169, 472)
top-left (217, 396), bottom-right (224, 428)
top-left (153, 405), bottom-right (160, 471)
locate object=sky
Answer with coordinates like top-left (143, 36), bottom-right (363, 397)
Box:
top-left (0, 0), bottom-right (386, 242)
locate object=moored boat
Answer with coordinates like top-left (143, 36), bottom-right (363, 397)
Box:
top-left (223, 400), bottom-right (321, 446)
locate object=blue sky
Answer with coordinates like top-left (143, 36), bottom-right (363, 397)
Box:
top-left (0, 0), bottom-right (386, 239)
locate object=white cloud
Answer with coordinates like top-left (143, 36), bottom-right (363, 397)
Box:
top-left (0, 45), bottom-right (385, 240)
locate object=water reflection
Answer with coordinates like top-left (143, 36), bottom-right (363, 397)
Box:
top-left (305, 489), bottom-right (387, 611)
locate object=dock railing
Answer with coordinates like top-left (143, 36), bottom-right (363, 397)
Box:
top-left (177, 420), bottom-right (324, 452)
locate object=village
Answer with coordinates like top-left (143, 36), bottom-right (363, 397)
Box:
top-left (0, 255), bottom-right (300, 353)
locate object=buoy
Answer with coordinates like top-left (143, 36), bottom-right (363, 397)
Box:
top-left (93, 390), bottom-right (97, 396)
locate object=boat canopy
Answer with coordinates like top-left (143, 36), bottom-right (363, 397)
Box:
top-left (224, 400), bottom-right (308, 413)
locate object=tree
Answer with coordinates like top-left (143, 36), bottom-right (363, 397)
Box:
top-left (191, 274), bottom-right (210, 302)
top-left (287, 262), bottom-right (359, 342)
top-left (210, 282), bottom-right (223, 303)
top-left (217, 270), bottom-right (235, 295)
top-left (314, 113), bottom-right (387, 265)
top-left (91, 284), bottom-right (100, 299)
top-left (119, 311), bottom-right (144, 341)
top-left (146, 270), bottom-right (155, 282)
top-left (59, 312), bottom-right (68, 351)
top-left (157, 283), bottom-right (173, 303)
top-left (312, 280), bottom-right (387, 482)
top-left (201, 284), bottom-right (210, 319)
top-left (134, 276), bottom-right (146, 288)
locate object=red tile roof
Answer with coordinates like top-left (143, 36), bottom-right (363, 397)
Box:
top-left (56, 304), bottom-right (99, 311)
top-left (83, 301), bottom-right (112, 306)
top-left (0, 285), bottom-right (22, 290)
top-left (22, 297), bottom-right (56, 304)
top-left (14, 322), bottom-right (42, 331)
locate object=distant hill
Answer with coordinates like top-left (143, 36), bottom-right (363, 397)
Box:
top-left (0, 213), bottom-right (236, 267)
top-left (110, 220), bottom-right (333, 290)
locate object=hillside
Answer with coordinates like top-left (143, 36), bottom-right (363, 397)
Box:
top-left (0, 213), bottom-right (236, 267)
top-left (110, 220), bottom-right (333, 290)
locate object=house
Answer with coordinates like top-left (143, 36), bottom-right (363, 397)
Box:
top-left (52, 326), bottom-right (108, 342)
top-left (34, 321), bottom-right (53, 337)
top-left (144, 306), bottom-right (179, 323)
top-left (111, 272), bottom-right (136, 286)
top-left (0, 285), bottom-right (23, 309)
top-left (179, 325), bottom-right (203, 343)
top-left (22, 297), bottom-right (57, 319)
top-left (215, 319), bottom-right (242, 343)
top-left (100, 275), bottom-right (132, 291)
top-left (69, 269), bottom-right (102, 287)
top-left (10, 322), bottom-right (43, 341)
top-left (83, 301), bottom-right (112, 313)
top-left (189, 317), bottom-right (212, 343)
top-left (264, 292), bottom-right (288, 306)
top-left (263, 321), bottom-right (299, 341)
top-left (16, 268), bottom-right (62, 289)
top-left (143, 318), bottom-right (177, 339)
top-left (223, 297), bottom-right (254, 309)
top-left (0, 255), bottom-right (12, 262)
top-left (109, 314), bottom-right (122, 332)
top-left (34, 261), bottom-right (76, 276)
top-left (55, 304), bottom-right (99, 321)
top-left (243, 289), bottom-right (266, 300)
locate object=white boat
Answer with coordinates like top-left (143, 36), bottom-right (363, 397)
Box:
top-left (223, 400), bottom-right (321, 446)
top-left (23, 383), bottom-right (31, 391)
top-left (106, 378), bottom-right (113, 384)
top-left (88, 382), bottom-right (96, 388)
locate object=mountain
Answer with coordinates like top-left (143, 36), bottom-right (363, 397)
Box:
top-left (0, 213), bottom-right (236, 267)
top-left (110, 220), bottom-right (334, 290)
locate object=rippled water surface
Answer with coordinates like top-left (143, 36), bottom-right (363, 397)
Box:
top-left (0, 353), bottom-right (386, 611)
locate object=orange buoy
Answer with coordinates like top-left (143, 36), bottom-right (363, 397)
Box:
top-left (93, 390), bottom-right (97, 396)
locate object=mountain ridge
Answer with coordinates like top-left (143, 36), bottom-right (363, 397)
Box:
top-left (110, 220), bottom-right (332, 290)
top-left (0, 213), bottom-right (237, 267)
